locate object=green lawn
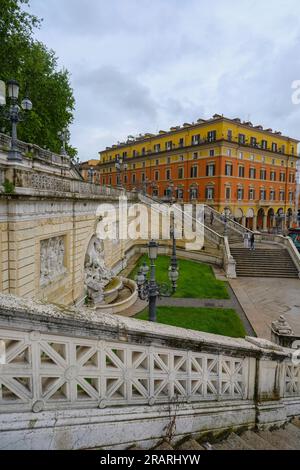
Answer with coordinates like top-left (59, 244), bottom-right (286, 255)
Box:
top-left (129, 255), bottom-right (229, 299)
top-left (136, 306), bottom-right (246, 338)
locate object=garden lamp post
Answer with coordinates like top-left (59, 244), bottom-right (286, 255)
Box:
top-left (115, 155), bottom-right (128, 188)
top-left (136, 225), bottom-right (179, 322)
top-left (0, 79), bottom-right (33, 161)
top-left (57, 128), bottom-right (70, 156)
top-left (224, 207), bottom-right (230, 237)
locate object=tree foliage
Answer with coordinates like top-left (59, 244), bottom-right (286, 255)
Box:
top-left (0, 0), bottom-right (76, 156)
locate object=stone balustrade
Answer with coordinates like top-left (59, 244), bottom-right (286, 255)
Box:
top-left (0, 293), bottom-right (299, 449)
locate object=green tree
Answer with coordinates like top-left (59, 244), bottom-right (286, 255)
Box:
top-left (0, 0), bottom-right (76, 156)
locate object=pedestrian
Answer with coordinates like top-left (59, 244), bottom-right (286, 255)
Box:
top-left (250, 233), bottom-right (255, 251)
top-left (243, 232), bottom-right (248, 248)
top-left (210, 212), bottom-right (214, 225)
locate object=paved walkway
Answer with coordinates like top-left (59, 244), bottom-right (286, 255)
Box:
top-left (229, 277), bottom-right (300, 340)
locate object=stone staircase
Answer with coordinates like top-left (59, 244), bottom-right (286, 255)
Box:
top-left (230, 247), bottom-right (299, 278)
top-left (145, 418), bottom-right (300, 451)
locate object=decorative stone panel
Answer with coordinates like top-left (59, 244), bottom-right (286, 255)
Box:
top-left (40, 236), bottom-right (66, 286)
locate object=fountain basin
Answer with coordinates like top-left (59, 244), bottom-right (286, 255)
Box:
top-left (103, 277), bottom-right (123, 304)
top-left (96, 277), bottom-right (138, 315)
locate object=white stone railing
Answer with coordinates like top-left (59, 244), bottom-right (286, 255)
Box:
top-left (204, 205), bottom-right (252, 237)
top-left (0, 294), bottom-right (299, 449)
top-left (223, 236), bottom-right (237, 278)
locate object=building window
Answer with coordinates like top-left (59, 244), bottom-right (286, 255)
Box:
top-left (279, 190), bottom-right (285, 201)
top-left (260, 169), bottom-right (267, 180)
top-left (238, 152), bottom-right (243, 160)
top-left (238, 133), bottom-right (246, 144)
top-left (179, 138), bottom-right (184, 148)
top-left (280, 172), bottom-right (285, 182)
top-left (272, 143), bottom-right (278, 152)
top-left (154, 171), bottom-right (159, 181)
top-left (225, 164), bottom-right (233, 176)
top-left (262, 156), bottom-right (265, 163)
top-left (289, 192), bottom-right (294, 202)
top-left (191, 165), bottom-right (198, 178)
top-left (178, 167), bottom-right (184, 179)
top-left (193, 152), bottom-right (198, 160)
top-left (249, 168), bottom-right (256, 179)
top-left (132, 174), bottom-right (136, 184)
top-left (154, 144), bottom-right (161, 153)
top-left (206, 164), bottom-right (215, 176)
top-left (250, 154), bottom-right (254, 161)
top-left (166, 141), bottom-right (173, 150)
top-left (270, 190), bottom-right (275, 201)
top-left (206, 187), bottom-right (214, 200)
top-left (179, 155), bottom-right (184, 161)
top-left (192, 134), bottom-right (200, 145)
top-left (123, 152), bottom-right (127, 158)
top-left (167, 157), bottom-right (171, 164)
top-left (132, 150), bottom-right (137, 157)
top-left (281, 160), bottom-right (285, 167)
top-left (291, 162), bottom-right (294, 168)
top-left (261, 140), bottom-right (267, 150)
top-left (237, 188), bottom-right (244, 200)
top-left (226, 149), bottom-right (232, 157)
top-left (272, 159), bottom-right (275, 165)
top-left (225, 187), bottom-right (231, 200)
top-left (141, 172), bottom-right (145, 182)
top-left (260, 189), bottom-right (266, 201)
top-left (250, 137), bottom-right (257, 147)
top-left (207, 130), bottom-right (217, 142)
top-left (166, 169), bottom-right (171, 180)
top-left (227, 129), bottom-right (233, 141)
top-left (156, 159), bottom-right (159, 166)
top-left (238, 166), bottom-right (245, 178)
top-left (190, 187), bottom-right (198, 200)
top-left (270, 171), bottom-right (276, 181)
top-left (177, 188), bottom-right (184, 199)
top-left (281, 145), bottom-right (285, 154)
top-left (142, 147), bottom-right (146, 155)
top-left (209, 149), bottom-right (215, 157)
top-left (133, 164), bottom-right (136, 169)
top-left (289, 173), bottom-right (295, 183)
top-left (249, 188), bottom-right (255, 200)
top-left (124, 175), bottom-right (127, 183)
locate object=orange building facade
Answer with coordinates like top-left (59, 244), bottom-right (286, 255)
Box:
top-left (95, 115), bottom-right (299, 231)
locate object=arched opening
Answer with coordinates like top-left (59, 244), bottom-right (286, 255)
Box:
top-left (246, 208), bottom-right (254, 230)
top-left (267, 208), bottom-right (275, 231)
top-left (257, 208), bottom-right (265, 231)
top-left (235, 208), bottom-right (244, 225)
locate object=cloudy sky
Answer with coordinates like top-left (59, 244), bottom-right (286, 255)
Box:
top-left (29, 0), bottom-right (300, 160)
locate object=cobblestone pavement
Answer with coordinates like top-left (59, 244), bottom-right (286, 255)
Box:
top-left (230, 277), bottom-right (300, 340)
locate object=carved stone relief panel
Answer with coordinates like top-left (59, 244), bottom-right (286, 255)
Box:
top-left (40, 236), bottom-right (66, 286)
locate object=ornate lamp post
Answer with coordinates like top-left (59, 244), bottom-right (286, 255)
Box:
top-left (224, 207), bottom-right (231, 237)
top-left (115, 156), bottom-right (128, 188)
top-left (136, 217), bottom-right (179, 322)
top-left (57, 128), bottom-right (70, 156)
top-left (0, 79), bottom-right (33, 161)
top-left (88, 166), bottom-right (95, 183)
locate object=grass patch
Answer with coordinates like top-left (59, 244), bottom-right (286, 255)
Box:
top-left (136, 306), bottom-right (246, 338)
top-left (129, 255), bottom-right (229, 299)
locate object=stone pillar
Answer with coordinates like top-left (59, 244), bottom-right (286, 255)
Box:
top-left (241, 216), bottom-right (246, 227)
top-left (263, 214), bottom-right (268, 231)
top-left (253, 216), bottom-right (257, 231)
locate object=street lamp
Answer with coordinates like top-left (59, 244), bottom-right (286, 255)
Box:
top-left (136, 234), bottom-right (179, 322)
top-left (0, 79), bottom-right (33, 161)
top-left (88, 167), bottom-right (95, 183)
top-left (57, 128), bottom-right (70, 156)
top-left (224, 208), bottom-right (231, 237)
top-left (115, 156), bottom-right (127, 188)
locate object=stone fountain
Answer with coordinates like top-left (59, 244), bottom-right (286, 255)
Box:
top-left (84, 236), bottom-right (137, 314)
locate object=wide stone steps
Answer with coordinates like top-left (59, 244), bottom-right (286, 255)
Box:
top-left (148, 419), bottom-right (300, 451)
top-left (230, 248), bottom-right (299, 278)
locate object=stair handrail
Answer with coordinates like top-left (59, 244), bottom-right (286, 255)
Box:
top-left (138, 193), bottom-right (224, 247)
top-left (204, 205), bottom-right (254, 236)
